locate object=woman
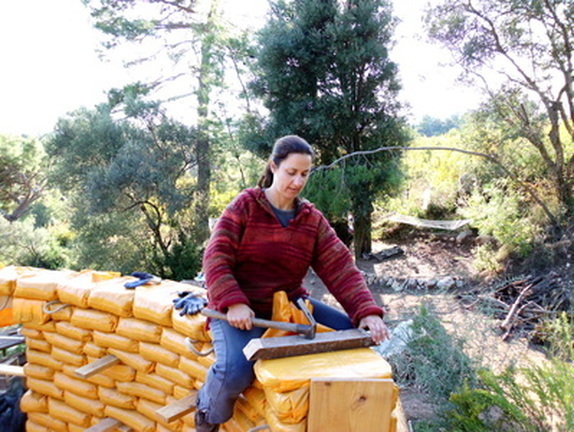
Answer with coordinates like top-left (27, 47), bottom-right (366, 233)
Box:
top-left (195, 135), bottom-right (389, 432)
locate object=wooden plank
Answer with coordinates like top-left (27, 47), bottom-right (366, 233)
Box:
top-left (156, 392), bottom-right (198, 423)
top-left (84, 417), bottom-right (124, 432)
top-left (243, 329), bottom-right (375, 361)
top-left (393, 397), bottom-right (410, 432)
top-left (0, 364), bottom-right (24, 376)
top-left (307, 378), bottom-right (398, 432)
top-left (75, 354), bottom-right (120, 379)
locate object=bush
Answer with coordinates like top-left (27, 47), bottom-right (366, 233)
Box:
top-left (446, 313), bottom-right (574, 431)
top-left (391, 305), bottom-right (477, 401)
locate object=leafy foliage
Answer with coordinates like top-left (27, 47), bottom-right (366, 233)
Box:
top-left (0, 135), bottom-right (46, 222)
top-left (252, 0), bottom-right (407, 255)
top-left (426, 0), bottom-right (574, 218)
top-left (46, 102), bottom-right (203, 279)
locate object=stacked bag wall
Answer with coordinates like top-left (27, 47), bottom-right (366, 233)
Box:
top-left (1, 266), bottom-right (398, 432)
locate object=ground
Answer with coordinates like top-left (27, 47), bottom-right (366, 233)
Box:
top-left (304, 231), bottom-right (549, 426)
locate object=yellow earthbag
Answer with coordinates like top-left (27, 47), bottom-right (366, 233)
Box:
top-left (12, 298), bottom-right (49, 324)
top-left (25, 337), bottom-right (51, 353)
top-left (87, 277), bottom-right (135, 317)
top-left (64, 390), bottom-right (106, 417)
top-left (53, 371), bottom-right (98, 399)
top-left (61, 364), bottom-right (116, 388)
top-left (101, 362), bottom-right (137, 382)
top-left (159, 327), bottom-right (197, 359)
top-left (107, 347), bottom-right (155, 373)
top-left (14, 269), bottom-right (75, 301)
top-left (51, 346), bottom-right (86, 367)
top-left (171, 307), bottom-right (211, 342)
top-left (117, 317), bottom-right (162, 343)
top-left (55, 321), bottom-right (92, 342)
top-left (56, 269), bottom-right (121, 307)
top-left (264, 385), bottom-right (309, 424)
top-left (48, 397), bottom-right (91, 428)
top-left (25, 420), bottom-right (49, 432)
top-left (0, 265), bottom-right (36, 296)
top-left (20, 390), bottom-right (48, 414)
top-left (104, 405), bottom-right (156, 432)
top-left (264, 404), bottom-right (306, 432)
top-left (26, 349), bottom-right (63, 371)
top-left (20, 327), bottom-right (43, 339)
top-left (93, 330), bottom-right (139, 353)
top-left (23, 364), bottom-right (55, 381)
top-left (139, 341), bottom-right (180, 367)
top-left (43, 331), bottom-right (84, 355)
top-left (27, 412), bottom-right (68, 432)
top-left (243, 385), bottom-right (267, 419)
top-left (254, 348), bottom-right (393, 393)
top-left (136, 398), bottom-right (183, 431)
top-left (116, 381), bottom-right (168, 404)
top-left (98, 386), bottom-right (136, 410)
top-left (0, 296), bottom-right (13, 326)
top-left (178, 355), bottom-right (209, 381)
top-left (71, 308), bottom-right (118, 332)
top-left (26, 378), bottom-right (64, 400)
top-left (83, 341), bottom-right (107, 358)
top-left (135, 371), bottom-right (175, 394)
top-left (155, 362), bottom-right (194, 388)
top-left (132, 282), bottom-right (182, 326)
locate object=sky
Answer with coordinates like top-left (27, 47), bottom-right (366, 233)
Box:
top-left (0, 0), bottom-right (484, 137)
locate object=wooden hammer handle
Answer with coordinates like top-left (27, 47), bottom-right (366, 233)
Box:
top-left (201, 309), bottom-right (313, 336)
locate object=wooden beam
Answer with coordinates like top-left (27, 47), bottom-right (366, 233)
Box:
top-left (84, 417), bottom-right (126, 432)
top-left (0, 364), bottom-right (24, 376)
top-left (156, 392), bottom-right (198, 423)
top-left (75, 354), bottom-right (120, 379)
top-left (243, 329), bottom-right (375, 361)
top-left (307, 378), bottom-right (398, 432)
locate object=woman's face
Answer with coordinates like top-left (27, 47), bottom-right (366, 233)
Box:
top-left (270, 152), bottom-right (313, 201)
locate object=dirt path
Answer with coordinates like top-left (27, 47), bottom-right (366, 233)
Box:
top-left (304, 235), bottom-right (546, 424)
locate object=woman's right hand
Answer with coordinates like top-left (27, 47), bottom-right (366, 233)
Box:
top-left (226, 303), bottom-right (255, 330)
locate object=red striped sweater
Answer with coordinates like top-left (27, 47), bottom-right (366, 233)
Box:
top-left (202, 188), bottom-right (383, 325)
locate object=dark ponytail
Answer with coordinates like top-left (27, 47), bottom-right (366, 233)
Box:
top-left (257, 135), bottom-right (314, 188)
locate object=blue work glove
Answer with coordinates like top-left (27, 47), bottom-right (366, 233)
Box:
top-left (173, 291), bottom-right (208, 316)
top-left (124, 272), bottom-right (161, 289)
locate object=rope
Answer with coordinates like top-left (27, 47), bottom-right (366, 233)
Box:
top-left (184, 337), bottom-right (214, 357)
top-left (42, 300), bottom-right (72, 314)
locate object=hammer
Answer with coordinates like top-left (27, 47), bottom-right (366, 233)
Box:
top-left (201, 298), bottom-right (317, 339)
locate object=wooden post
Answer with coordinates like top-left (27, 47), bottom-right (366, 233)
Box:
top-left (156, 392), bottom-right (198, 423)
top-left (84, 417), bottom-right (126, 432)
top-left (307, 378), bottom-right (398, 432)
top-left (75, 354), bottom-right (120, 379)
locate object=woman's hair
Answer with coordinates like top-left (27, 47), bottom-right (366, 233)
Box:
top-left (257, 135), bottom-right (314, 188)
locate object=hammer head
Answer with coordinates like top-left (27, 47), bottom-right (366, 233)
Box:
top-left (296, 298), bottom-right (317, 339)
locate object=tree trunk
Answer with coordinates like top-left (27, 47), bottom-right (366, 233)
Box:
top-left (351, 206), bottom-right (372, 260)
top-left (194, 0), bottom-right (219, 244)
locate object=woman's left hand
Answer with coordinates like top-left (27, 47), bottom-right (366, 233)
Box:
top-left (358, 315), bottom-right (390, 344)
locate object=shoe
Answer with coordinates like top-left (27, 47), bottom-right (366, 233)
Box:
top-left (195, 409), bottom-right (220, 432)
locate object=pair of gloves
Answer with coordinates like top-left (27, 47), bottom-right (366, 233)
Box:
top-left (173, 291), bottom-right (208, 316)
top-left (124, 272), bottom-right (207, 316)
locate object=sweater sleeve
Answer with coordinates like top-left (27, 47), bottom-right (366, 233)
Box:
top-left (311, 213), bottom-right (383, 326)
top-left (202, 194), bottom-right (251, 312)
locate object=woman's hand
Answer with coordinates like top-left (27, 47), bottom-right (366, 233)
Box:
top-left (358, 315), bottom-right (390, 344)
top-left (226, 303), bottom-right (255, 330)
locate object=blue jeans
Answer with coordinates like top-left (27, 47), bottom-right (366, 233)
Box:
top-left (196, 297), bottom-right (354, 424)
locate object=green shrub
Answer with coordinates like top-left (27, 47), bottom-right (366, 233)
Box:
top-left (446, 313), bottom-right (574, 431)
top-left (392, 305), bottom-right (477, 401)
